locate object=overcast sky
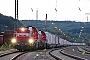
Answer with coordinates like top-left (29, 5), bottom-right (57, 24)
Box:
top-left (0, 0), bottom-right (90, 22)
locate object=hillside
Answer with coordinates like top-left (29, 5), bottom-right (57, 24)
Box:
top-left (0, 13), bottom-right (24, 32)
top-left (21, 20), bottom-right (90, 33)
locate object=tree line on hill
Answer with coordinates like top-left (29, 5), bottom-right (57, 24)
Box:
top-left (0, 13), bottom-right (90, 44)
top-left (0, 13), bottom-right (24, 32)
top-left (21, 20), bottom-right (90, 44)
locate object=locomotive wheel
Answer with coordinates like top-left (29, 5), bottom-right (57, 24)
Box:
top-left (19, 49), bottom-right (22, 51)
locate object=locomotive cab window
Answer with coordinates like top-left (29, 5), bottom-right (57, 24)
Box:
top-left (16, 33), bottom-right (29, 36)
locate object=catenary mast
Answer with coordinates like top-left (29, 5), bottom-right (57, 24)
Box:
top-left (15, 0), bottom-right (18, 31)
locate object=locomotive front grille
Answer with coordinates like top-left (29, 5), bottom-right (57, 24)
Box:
top-left (16, 41), bottom-right (29, 45)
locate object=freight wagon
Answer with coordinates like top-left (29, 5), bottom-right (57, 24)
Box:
top-left (0, 30), bottom-right (14, 45)
top-left (0, 35), bottom-right (3, 45)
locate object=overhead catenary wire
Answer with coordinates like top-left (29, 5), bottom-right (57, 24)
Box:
top-left (55, 0), bottom-right (57, 21)
top-left (17, 0), bottom-right (35, 20)
top-left (81, 0), bottom-right (90, 10)
top-left (78, 0), bottom-right (90, 22)
top-left (19, 8), bottom-right (30, 20)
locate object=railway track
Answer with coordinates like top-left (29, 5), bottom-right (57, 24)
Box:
top-left (0, 49), bottom-right (28, 60)
top-left (48, 48), bottom-right (77, 60)
top-left (48, 47), bottom-right (89, 60)
top-left (78, 46), bottom-right (90, 53)
top-left (0, 49), bottom-right (50, 60)
top-left (59, 48), bottom-right (86, 60)
top-left (0, 46), bottom-right (89, 60)
top-left (10, 52), bottom-right (27, 60)
top-left (49, 49), bottom-right (62, 60)
top-left (0, 49), bottom-right (18, 57)
top-left (0, 52), bottom-right (27, 60)
top-left (62, 46), bottom-right (89, 60)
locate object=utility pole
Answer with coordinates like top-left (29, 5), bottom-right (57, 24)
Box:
top-left (15, 0), bottom-right (18, 31)
top-left (55, 0), bottom-right (57, 21)
top-left (36, 8), bottom-right (38, 20)
top-left (45, 14), bottom-right (47, 31)
top-left (85, 13), bottom-right (90, 22)
top-left (36, 8), bottom-right (38, 28)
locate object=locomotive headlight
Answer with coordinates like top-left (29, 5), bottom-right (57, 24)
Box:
top-left (11, 38), bottom-right (17, 44)
top-left (28, 38), bottom-right (34, 44)
top-left (21, 27), bottom-right (25, 32)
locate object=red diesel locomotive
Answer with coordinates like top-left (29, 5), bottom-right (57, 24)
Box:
top-left (11, 26), bottom-right (47, 51)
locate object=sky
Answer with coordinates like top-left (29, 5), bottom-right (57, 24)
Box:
top-left (0, 0), bottom-right (90, 22)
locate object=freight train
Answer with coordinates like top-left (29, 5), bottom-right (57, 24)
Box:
top-left (0, 26), bottom-right (86, 51)
top-left (11, 26), bottom-right (47, 51)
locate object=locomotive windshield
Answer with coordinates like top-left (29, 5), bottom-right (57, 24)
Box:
top-left (16, 33), bottom-right (29, 37)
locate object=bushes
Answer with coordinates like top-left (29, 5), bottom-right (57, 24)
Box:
top-left (0, 43), bottom-right (13, 51)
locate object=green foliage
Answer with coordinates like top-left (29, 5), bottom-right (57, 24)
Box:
top-left (0, 13), bottom-right (24, 32)
top-left (0, 43), bottom-right (13, 51)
